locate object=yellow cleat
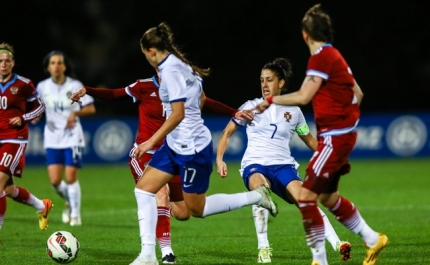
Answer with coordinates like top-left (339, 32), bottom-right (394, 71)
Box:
top-left (38, 199), bottom-right (53, 230)
top-left (257, 247), bottom-right (272, 263)
top-left (311, 262), bottom-right (321, 265)
top-left (363, 233), bottom-right (388, 265)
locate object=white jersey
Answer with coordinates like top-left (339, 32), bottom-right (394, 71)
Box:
top-left (36, 77), bottom-right (94, 148)
top-left (158, 54), bottom-right (211, 155)
top-left (234, 98), bottom-right (308, 170)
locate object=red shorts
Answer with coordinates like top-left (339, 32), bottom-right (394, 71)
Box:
top-left (0, 142), bottom-right (27, 178)
top-left (128, 147), bottom-right (183, 202)
top-left (302, 132), bottom-right (357, 194)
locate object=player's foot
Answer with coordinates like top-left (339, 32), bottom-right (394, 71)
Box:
top-left (363, 233), bottom-right (388, 265)
top-left (311, 262), bottom-right (321, 265)
top-left (257, 247), bottom-right (272, 263)
top-left (38, 199), bottom-right (53, 230)
top-left (255, 184), bottom-right (278, 217)
top-left (130, 254), bottom-right (159, 265)
top-left (70, 217), bottom-right (82, 226)
top-left (336, 241), bottom-right (352, 261)
top-left (161, 253), bottom-right (176, 264)
top-left (62, 202), bottom-right (71, 224)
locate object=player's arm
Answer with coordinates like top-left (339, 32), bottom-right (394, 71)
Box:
top-left (255, 75), bottom-right (322, 113)
top-left (216, 120), bottom-right (240, 178)
top-left (352, 79), bottom-right (364, 106)
top-left (296, 121), bottom-right (318, 151)
top-left (71, 86), bottom-right (127, 104)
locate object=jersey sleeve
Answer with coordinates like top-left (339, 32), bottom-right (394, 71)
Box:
top-left (306, 51), bottom-right (330, 80)
top-left (295, 109), bottom-right (310, 135)
top-left (24, 80), bottom-right (39, 102)
top-left (162, 66), bottom-right (187, 102)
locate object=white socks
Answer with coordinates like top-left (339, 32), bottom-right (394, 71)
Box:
top-left (253, 205), bottom-right (269, 249)
top-left (53, 180), bottom-right (69, 201)
top-left (135, 188), bottom-right (157, 259)
top-left (67, 181), bottom-right (81, 218)
top-left (318, 208), bottom-right (340, 251)
top-left (202, 191), bottom-right (261, 218)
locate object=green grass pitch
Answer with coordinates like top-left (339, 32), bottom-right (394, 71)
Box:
top-left (1, 158), bottom-right (429, 264)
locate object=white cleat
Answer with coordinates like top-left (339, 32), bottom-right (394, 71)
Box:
top-left (70, 217), bottom-right (82, 226)
top-left (255, 184), bottom-right (278, 217)
top-left (130, 255), bottom-right (159, 265)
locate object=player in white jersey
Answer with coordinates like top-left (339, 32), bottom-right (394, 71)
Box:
top-left (217, 58), bottom-right (351, 263)
top-left (34, 51), bottom-right (95, 226)
top-left (130, 22), bottom-right (276, 265)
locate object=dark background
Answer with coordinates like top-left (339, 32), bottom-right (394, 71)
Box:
top-left (3, 0), bottom-right (429, 116)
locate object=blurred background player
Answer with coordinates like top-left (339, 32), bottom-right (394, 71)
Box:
top-left (130, 22), bottom-right (276, 265)
top-left (0, 42), bottom-right (52, 231)
top-left (33, 50), bottom-right (96, 227)
top-left (217, 58), bottom-right (351, 263)
top-left (71, 74), bottom-right (242, 264)
top-left (255, 4), bottom-right (387, 265)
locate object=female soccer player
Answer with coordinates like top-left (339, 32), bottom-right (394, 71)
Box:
top-left (255, 4), bottom-right (387, 265)
top-left (0, 42), bottom-right (52, 231)
top-left (34, 51), bottom-right (96, 227)
top-left (129, 22), bottom-right (277, 265)
top-left (217, 58), bottom-right (351, 263)
top-left (70, 76), bottom-right (241, 264)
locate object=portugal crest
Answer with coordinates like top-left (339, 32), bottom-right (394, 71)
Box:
top-left (66, 91), bottom-right (72, 98)
top-left (10, 86), bottom-right (18, 94)
top-left (284, 112), bottom-right (292, 122)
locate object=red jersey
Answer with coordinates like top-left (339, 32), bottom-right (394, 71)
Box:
top-left (306, 44), bottom-right (360, 134)
top-left (125, 77), bottom-right (165, 148)
top-left (0, 74), bottom-right (45, 142)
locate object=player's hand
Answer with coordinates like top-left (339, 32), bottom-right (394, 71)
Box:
top-left (135, 141), bottom-right (154, 161)
top-left (216, 159), bottom-right (228, 178)
top-left (70, 87), bottom-right (87, 104)
top-left (234, 110), bottom-right (254, 121)
top-left (9, 116), bottom-right (22, 127)
top-left (254, 100), bottom-right (270, 113)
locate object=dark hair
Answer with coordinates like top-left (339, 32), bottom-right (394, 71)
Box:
top-left (0, 42), bottom-right (15, 59)
top-left (140, 22), bottom-right (210, 77)
top-left (301, 4), bottom-right (333, 43)
top-left (42, 50), bottom-right (76, 78)
top-left (262, 58), bottom-right (293, 92)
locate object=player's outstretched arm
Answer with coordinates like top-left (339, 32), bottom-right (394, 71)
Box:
top-left (71, 86), bottom-right (128, 104)
top-left (216, 121), bottom-right (239, 178)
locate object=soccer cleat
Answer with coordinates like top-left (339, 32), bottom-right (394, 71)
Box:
top-left (130, 255), bottom-right (159, 265)
top-left (363, 233), bottom-right (388, 265)
top-left (257, 247), bottom-right (272, 263)
top-left (255, 184), bottom-right (278, 217)
top-left (62, 202), bottom-right (71, 223)
top-left (161, 253), bottom-right (176, 264)
top-left (311, 262), bottom-right (321, 265)
top-left (336, 241), bottom-right (352, 261)
top-left (70, 217), bottom-right (82, 226)
top-left (38, 199), bottom-right (53, 230)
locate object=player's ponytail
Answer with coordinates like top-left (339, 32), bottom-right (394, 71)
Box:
top-left (140, 22), bottom-right (210, 77)
top-left (301, 3), bottom-right (333, 43)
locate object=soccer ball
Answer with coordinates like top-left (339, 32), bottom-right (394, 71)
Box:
top-left (46, 231), bottom-right (80, 263)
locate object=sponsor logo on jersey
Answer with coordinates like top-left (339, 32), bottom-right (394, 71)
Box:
top-left (150, 92), bottom-right (157, 97)
top-left (284, 112), bottom-right (292, 122)
top-left (10, 86), bottom-right (18, 94)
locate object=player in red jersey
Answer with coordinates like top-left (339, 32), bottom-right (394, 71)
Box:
top-left (255, 4), bottom-right (387, 265)
top-left (0, 42), bottom-right (53, 232)
top-left (70, 76), bottom-right (242, 264)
